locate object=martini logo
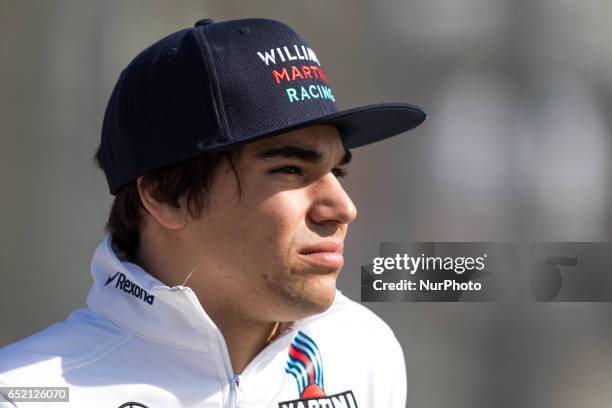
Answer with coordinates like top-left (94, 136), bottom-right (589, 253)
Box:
top-left (105, 271), bottom-right (155, 306)
top-left (279, 331), bottom-right (358, 408)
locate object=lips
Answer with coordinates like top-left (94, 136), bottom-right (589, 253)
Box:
top-left (299, 242), bottom-right (344, 269)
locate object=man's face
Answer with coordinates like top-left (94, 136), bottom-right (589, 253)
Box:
top-left (184, 124), bottom-right (357, 323)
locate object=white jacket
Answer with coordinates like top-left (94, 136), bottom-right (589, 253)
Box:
top-left (0, 235), bottom-right (406, 407)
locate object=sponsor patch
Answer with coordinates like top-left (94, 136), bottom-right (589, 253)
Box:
top-left (279, 331), bottom-right (358, 407)
top-left (105, 271), bottom-right (155, 306)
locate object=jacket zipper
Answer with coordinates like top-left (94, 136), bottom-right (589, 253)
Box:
top-left (182, 288), bottom-right (292, 406)
top-left (183, 289), bottom-right (258, 407)
top-left (216, 321), bottom-right (295, 406)
top-left (229, 374), bottom-right (240, 407)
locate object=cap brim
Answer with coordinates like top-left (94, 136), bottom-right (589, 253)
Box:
top-left (307, 102), bottom-right (427, 148)
top-left (206, 102), bottom-right (426, 153)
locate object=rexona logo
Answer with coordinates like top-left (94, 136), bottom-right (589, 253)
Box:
top-left (279, 331), bottom-right (359, 408)
top-left (105, 271), bottom-right (155, 306)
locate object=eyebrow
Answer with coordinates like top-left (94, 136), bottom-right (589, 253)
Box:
top-left (255, 145), bottom-right (352, 166)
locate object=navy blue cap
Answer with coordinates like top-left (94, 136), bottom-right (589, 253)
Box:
top-left (100, 18), bottom-right (426, 195)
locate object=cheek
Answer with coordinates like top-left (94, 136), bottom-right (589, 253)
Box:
top-left (262, 201), bottom-right (302, 260)
top-left (228, 190), bottom-right (308, 270)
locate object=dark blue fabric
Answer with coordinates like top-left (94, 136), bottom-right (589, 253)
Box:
top-left (100, 18), bottom-right (426, 194)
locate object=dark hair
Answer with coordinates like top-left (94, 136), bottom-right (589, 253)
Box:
top-left (93, 146), bottom-right (241, 262)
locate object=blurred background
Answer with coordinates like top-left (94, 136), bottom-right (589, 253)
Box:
top-left (1, 1), bottom-right (611, 407)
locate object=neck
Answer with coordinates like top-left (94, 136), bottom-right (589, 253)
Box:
top-left (134, 236), bottom-right (285, 374)
top-left (185, 274), bottom-right (288, 374)
top-left (208, 309), bottom-right (284, 374)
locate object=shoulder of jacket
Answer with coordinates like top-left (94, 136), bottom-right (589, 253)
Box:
top-left (300, 290), bottom-right (400, 345)
top-left (0, 308), bottom-right (130, 385)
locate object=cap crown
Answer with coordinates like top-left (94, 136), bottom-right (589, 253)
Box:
top-left (101, 18), bottom-right (338, 194)
top-left (205, 19), bottom-right (339, 144)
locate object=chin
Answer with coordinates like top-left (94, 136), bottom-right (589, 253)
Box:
top-left (264, 265), bottom-right (339, 320)
top-left (285, 275), bottom-right (338, 319)
top-left (315, 293), bottom-right (336, 314)
top-left (310, 288), bottom-right (337, 312)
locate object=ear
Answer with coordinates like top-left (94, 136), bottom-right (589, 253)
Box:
top-left (137, 176), bottom-right (187, 230)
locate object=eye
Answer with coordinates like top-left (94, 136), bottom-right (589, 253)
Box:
top-left (271, 166), bottom-right (303, 176)
top-left (332, 167), bottom-right (348, 178)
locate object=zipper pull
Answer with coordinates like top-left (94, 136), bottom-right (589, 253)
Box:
top-left (230, 374), bottom-right (242, 407)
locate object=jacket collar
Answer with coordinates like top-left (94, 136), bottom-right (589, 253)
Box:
top-left (86, 234), bottom-right (302, 355)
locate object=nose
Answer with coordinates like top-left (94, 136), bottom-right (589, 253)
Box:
top-left (308, 173), bottom-right (358, 226)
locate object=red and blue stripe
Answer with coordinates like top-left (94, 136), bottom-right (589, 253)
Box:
top-left (285, 331), bottom-right (324, 395)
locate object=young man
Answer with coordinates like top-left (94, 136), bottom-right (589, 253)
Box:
top-left (0, 18), bottom-right (425, 407)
